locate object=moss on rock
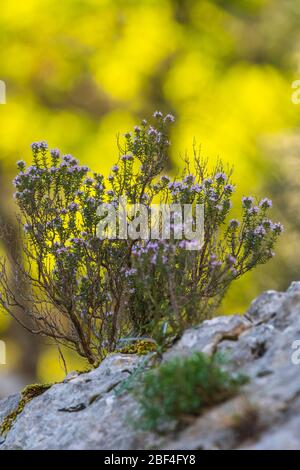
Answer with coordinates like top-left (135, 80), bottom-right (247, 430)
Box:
top-left (118, 339), bottom-right (158, 355)
top-left (0, 383), bottom-right (52, 436)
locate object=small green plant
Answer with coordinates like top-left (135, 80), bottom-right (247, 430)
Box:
top-left (0, 112), bottom-right (282, 364)
top-left (132, 352), bottom-right (248, 432)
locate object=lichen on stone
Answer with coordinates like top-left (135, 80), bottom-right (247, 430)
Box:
top-left (118, 339), bottom-right (158, 355)
top-left (0, 383), bottom-right (52, 436)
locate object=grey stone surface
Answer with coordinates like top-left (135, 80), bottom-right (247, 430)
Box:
top-left (1, 282), bottom-right (300, 450)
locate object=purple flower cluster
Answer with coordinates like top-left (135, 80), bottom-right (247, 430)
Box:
top-left (31, 141), bottom-right (48, 153)
top-left (50, 148), bottom-right (60, 159)
top-left (124, 268), bottom-right (137, 278)
top-left (272, 222), bottom-right (284, 234)
top-left (259, 198), bottom-right (272, 209)
top-left (248, 206), bottom-right (259, 215)
top-left (69, 202), bottom-right (79, 211)
top-left (215, 172), bottom-right (227, 183)
top-left (224, 184), bottom-right (234, 194)
top-left (242, 196), bottom-right (254, 208)
top-left (253, 225), bottom-right (266, 238)
top-left (121, 154), bottom-right (133, 162)
top-left (203, 178), bottom-right (213, 187)
top-left (183, 174), bottom-right (195, 184)
top-left (229, 219), bottom-right (240, 229)
top-left (164, 114), bottom-right (175, 123)
top-left (84, 177), bottom-right (94, 185)
top-left (16, 160), bottom-right (26, 170)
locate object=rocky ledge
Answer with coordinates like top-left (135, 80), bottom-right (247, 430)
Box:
top-left (1, 282), bottom-right (300, 450)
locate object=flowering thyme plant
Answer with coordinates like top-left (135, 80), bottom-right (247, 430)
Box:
top-left (0, 113), bottom-right (283, 364)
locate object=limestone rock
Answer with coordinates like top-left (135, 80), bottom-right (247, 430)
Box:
top-left (1, 282), bottom-right (300, 450)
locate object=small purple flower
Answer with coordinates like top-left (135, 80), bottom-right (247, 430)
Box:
top-left (183, 174), bottom-right (195, 184)
top-left (69, 202), bottom-right (79, 211)
top-left (50, 148), bottom-right (60, 159)
top-left (141, 119), bottom-right (147, 126)
top-left (69, 158), bottom-right (79, 166)
top-left (80, 166), bottom-right (89, 173)
top-left (86, 196), bottom-right (96, 205)
top-left (13, 175), bottom-right (21, 187)
top-left (19, 189), bottom-right (31, 198)
top-left (148, 126), bottom-right (157, 137)
top-left (227, 255), bottom-right (236, 266)
top-left (124, 268), bottom-right (137, 278)
top-left (153, 111), bottom-right (163, 118)
top-left (16, 160), bottom-right (26, 170)
top-left (84, 177), bottom-right (93, 185)
top-left (57, 247), bottom-right (68, 255)
top-left (259, 198), bottom-right (272, 209)
top-left (67, 166), bottom-right (79, 174)
top-left (108, 175), bottom-right (114, 181)
top-left (134, 126), bottom-right (141, 134)
top-left (224, 184), bottom-right (235, 194)
top-left (147, 241), bottom-right (159, 251)
top-left (223, 200), bottom-right (232, 210)
top-left (31, 141), bottom-right (48, 153)
top-left (168, 181), bottom-right (183, 191)
top-left (49, 166), bottom-right (58, 174)
top-left (207, 189), bottom-right (218, 202)
top-left (106, 190), bottom-right (114, 197)
top-left (262, 219), bottom-right (272, 230)
top-left (30, 142), bottom-right (40, 153)
top-left (112, 165), bottom-right (119, 173)
top-left (248, 206), bottom-right (259, 215)
top-left (242, 196), bottom-right (254, 209)
top-left (70, 237), bottom-right (84, 246)
top-left (26, 165), bottom-right (38, 175)
top-left (210, 260), bottom-right (222, 269)
top-left (271, 222), bottom-right (284, 234)
top-left (203, 178), bottom-right (213, 187)
top-left (215, 172), bottom-right (227, 183)
top-left (191, 184), bottom-right (202, 193)
top-left (164, 114), bottom-right (175, 123)
top-left (23, 223), bottom-right (32, 233)
top-left (121, 154), bottom-right (133, 162)
top-left (229, 219), bottom-right (240, 229)
top-left (39, 141), bottom-right (48, 151)
top-left (254, 225), bottom-right (266, 238)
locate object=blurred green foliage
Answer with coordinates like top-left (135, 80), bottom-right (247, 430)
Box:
top-left (0, 0), bottom-right (300, 382)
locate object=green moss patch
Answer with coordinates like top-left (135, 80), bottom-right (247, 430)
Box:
top-left (0, 383), bottom-right (52, 436)
top-left (118, 339), bottom-right (158, 355)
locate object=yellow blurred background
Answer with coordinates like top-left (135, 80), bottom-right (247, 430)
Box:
top-left (1, 0), bottom-right (300, 395)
